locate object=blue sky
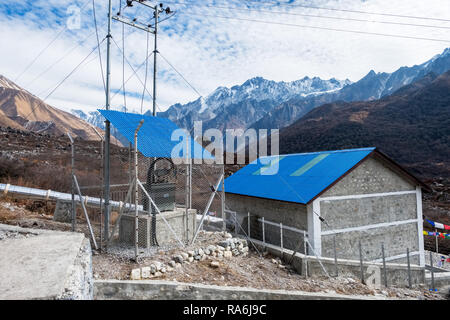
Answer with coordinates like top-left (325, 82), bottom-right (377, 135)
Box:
top-left (0, 0), bottom-right (449, 114)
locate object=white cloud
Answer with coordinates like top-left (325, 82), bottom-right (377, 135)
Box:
top-left (0, 0), bottom-right (449, 114)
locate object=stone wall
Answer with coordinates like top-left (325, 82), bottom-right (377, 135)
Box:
top-left (321, 223), bottom-right (420, 264)
top-left (226, 193), bottom-right (307, 251)
top-left (253, 239), bottom-right (425, 288)
top-left (317, 155), bottom-right (420, 263)
top-left (320, 156), bottom-right (416, 197)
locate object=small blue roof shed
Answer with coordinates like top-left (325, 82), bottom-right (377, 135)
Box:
top-left (223, 147), bottom-right (424, 205)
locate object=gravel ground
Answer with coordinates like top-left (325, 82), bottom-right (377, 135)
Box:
top-left (93, 231), bottom-right (445, 300)
top-left (1, 200), bottom-right (446, 300)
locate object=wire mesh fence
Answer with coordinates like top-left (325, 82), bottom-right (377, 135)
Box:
top-left (65, 121), bottom-right (227, 259)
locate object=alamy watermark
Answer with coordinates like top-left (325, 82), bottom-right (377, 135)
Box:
top-left (171, 121), bottom-right (280, 174)
top-left (67, 5), bottom-right (81, 30)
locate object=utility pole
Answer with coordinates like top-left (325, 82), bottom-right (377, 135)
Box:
top-left (103, 1), bottom-right (174, 249)
top-left (153, 5), bottom-right (159, 116)
top-left (112, 2), bottom-right (173, 117)
top-left (104, 0), bottom-right (112, 249)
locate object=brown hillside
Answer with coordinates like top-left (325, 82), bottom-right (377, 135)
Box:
top-left (278, 72), bottom-right (450, 181)
top-left (0, 75), bottom-right (120, 144)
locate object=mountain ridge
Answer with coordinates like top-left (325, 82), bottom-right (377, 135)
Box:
top-left (276, 71), bottom-right (450, 180)
top-left (0, 75), bottom-right (119, 144)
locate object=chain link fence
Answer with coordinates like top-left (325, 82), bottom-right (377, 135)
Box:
top-left (65, 122), bottom-right (227, 259)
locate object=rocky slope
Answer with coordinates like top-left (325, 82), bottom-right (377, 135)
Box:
top-left (0, 75), bottom-right (109, 142)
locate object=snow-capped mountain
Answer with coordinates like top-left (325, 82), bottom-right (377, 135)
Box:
top-left (71, 107), bottom-right (129, 146)
top-left (71, 47), bottom-right (450, 138)
top-left (157, 76), bottom-right (352, 131)
top-left (252, 47), bottom-right (450, 130)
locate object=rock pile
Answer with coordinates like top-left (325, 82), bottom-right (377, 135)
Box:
top-left (130, 235), bottom-right (249, 280)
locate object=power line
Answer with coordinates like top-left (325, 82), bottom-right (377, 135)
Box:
top-left (111, 38), bottom-right (163, 112)
top-left (92, 0), bottom-right (106, 94)
top-left (40, 39), bottom-right (105, 104)
top-left (24, 20), bottom-right (107, 90)
top-left (14, 0), bottom-right (93, 83)
top-left (166, 1), bottom-right (450, 30)
top-left (141, 31), bottom-right (151, 114)
top-left (158, 51), bottom-right (203, 97)
top-left (181, 12), bottom-right (450, 43)
top-left (22, 39), bottom-right (105, 123)
top-left (243, 0), bottom-right (450, 23)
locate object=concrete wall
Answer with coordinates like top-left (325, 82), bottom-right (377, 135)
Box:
top-left (119, 209), bottom-right (197, 247)
top-left (58, 238), bottom-right (93, 300)
top-left (226, 193), bottom-right (307, 251)
top-left (317, 156), bottom-right (422, 264)
top-left (94, 280), bottom-right (386, 300)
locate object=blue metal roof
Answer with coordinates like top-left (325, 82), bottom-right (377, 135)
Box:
top-left (98, 110), bottom-right (214, 159)
top-left (223, 147), bottom-right (376, 204)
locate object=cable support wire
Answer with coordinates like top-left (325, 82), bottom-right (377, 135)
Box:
top-left (111, 39), bottom-right (162, 113)
top-left (180, 12), bottom-right (450, 43)
top-left (23, 38), bottom-right (106, 122)
top-left (14, 0), bottom-right (93, 82)
top-left (167, 1), bottom-right (450, 30)
top-left (141, 31), bottom-right (151, 114)
top-left (242, 0), bottom-right (450, 23)
top-left (92, 0), bottom-right (106, 94)
top-left (158, 51), bottom-right (203, 97)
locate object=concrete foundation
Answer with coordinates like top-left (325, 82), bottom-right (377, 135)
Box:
top-left (0, 224), bottom-right (93, 300)
top-left (119, 208), bottom-right (197, 247)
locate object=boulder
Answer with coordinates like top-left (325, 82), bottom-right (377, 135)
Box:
top-left (130, 268), bottom-right (141, 280)
top-left (181, 252), bottom-right (189, 260)
top-left (173, 255), bottom-right (184, 264)
top-left (141, 267), bottom-right (151, 279)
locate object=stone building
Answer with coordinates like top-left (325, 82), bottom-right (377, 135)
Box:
top-left (224, 147), bottom-right (426, 266)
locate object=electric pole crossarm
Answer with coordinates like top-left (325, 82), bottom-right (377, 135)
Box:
top-left (112, 16), bottom-right (155, 34)
top-left (130, 0), bottom-right (157, 10)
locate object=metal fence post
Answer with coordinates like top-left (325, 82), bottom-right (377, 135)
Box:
top-left (435, 228), bottom-right (439, 253)
top-left (333, 234), bottom-right (338, 277)
top-left (359, 241), bottom-right (365, 284)
top-left (262, 217), bottom-right (265, 247)
top-left (304, 232), bottom-right (308, 278)
top-left (381, 243), bottom-right (388, 287)
top-left (407, 248), bottom-right (412, 288)
top-left (247, 212), bottom-right (250, 239)
top-left (221, 164), bottom-right (225, 232)
top-left (67, 132), bottom-right (76, 233)
top-left (234, 212), bottom-right (238, 236)
top-left (430, 251), bottom-right (435, 291)
top-left (280, 223), bottom-right (283, 250)
top-left (134, 120), bottom-right (144, 261)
